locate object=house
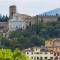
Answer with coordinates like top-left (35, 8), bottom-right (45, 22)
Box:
top-left (45, 38), bottom-right (60, 52)
top-left (23, 46), bottom-right (54, 60)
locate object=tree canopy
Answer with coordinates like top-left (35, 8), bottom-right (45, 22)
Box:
top-left (0, 48), bottom-right (31, 60)
top-left (0, 15), bottom-right (9, 22)
top-left (0, 17), bottom-right (60, 49)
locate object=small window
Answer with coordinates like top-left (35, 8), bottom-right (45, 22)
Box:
top-left (50, 57), bottom-right (53, 59)
top-left (36, 52), bottom-right (39, 54)
top-left (37, 57), bottom-right (39, 59)
top-left (54, 53), bottom-right (56, 56)
top-left (57, 53), bottom-right (60, 56)
top-left (31, 57), bottom-right (33, 59)
top-left (45, 57), bottom-right (47, 59)
top-left (29, 22), bottom-right (31, 26)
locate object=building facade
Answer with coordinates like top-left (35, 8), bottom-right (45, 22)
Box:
top-left (23, 46), bottom-right (54, 60)
top-left (33, 15), bottom-right (58, 23)
top-left (45, 38), bottom-right (60, 52)
top-left (23, 46), bottom-right (60, 60)
top-left (9, 5), bottom-right (16, 19)
top-left (8, 14), bottom-right (26, 31)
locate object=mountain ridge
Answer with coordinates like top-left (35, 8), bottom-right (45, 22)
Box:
top-left (41, 8), bottom-right (60, 16)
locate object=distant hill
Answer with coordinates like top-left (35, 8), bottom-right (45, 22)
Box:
top-left (41, 8), bottom-right (60, 16)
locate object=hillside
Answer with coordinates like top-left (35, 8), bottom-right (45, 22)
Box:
top-left (41, 8), bottom-right (60, 16)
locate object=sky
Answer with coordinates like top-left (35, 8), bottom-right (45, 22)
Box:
top-left (0, 0), bottom-right (60, 16)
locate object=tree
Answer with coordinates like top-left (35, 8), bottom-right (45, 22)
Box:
top-left (0, 48), bottom-right (31, 60)
top-left (5, 15), bottom-right (9, 22)
top-left (13, 48), bottom-right (31, 60)
top-left (30, 35), bottom-right (45, 46)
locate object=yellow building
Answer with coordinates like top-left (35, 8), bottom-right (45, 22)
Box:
top-left (45, 38), bottom-right (60, 52)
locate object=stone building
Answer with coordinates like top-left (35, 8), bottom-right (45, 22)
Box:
top-left (0, 5), bottom-right (59, 33)
top-left (8, 14), bottom-right (26, 31)
top-left (8, 5), bottom-right (60, 32)
top-left (0, 22), bottom-right (8, 33)
top-left (9, 5), bottom-right (16, 19)
top-left (33, 15), bottom-right (58, 23)
top-left (0, 22), bottom-right (8, 37)
top-left (8, 5), bottom-right (35, 31)
top-left (45, 38), bottom-right (60, 52)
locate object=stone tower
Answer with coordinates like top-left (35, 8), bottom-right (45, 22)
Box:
top-left (9, 5), bottom-right (16, 19)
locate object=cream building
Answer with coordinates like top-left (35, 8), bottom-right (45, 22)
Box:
top-left (23, 46), bottom-right (54, 60)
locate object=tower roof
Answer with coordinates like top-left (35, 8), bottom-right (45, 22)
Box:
top-left (10, 5), bottom-right (16, 7)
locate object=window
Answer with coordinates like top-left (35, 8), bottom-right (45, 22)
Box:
top-left (50, 50), bottom-right (53, 52)
top-left (54, 53), bottom-right (56, 56)
top-left (31, 57), bottom-right (33, 59)
top-left (45, 57), bottom-right (47, 59)
top-left (11, 12), bottom-right (13, 17)
top-left (50, 57), bottom-right (53, 60)
top-left (16, 26), bottom-right (18, 29)
top-left (36, 52), bottom-right (39, 54)
top-left (37, 57), bottom-right (39, 60)
top-left (57, 53), bottom-right (60, 56)
top-left (40, 57), bottom-right (43, 60)
top-left (29, 22), bottom-right (31, 26)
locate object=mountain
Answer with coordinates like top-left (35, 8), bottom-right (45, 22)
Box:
top-left (41, 8), bottom-right (60, 16)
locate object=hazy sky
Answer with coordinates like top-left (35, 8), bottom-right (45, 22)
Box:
top-left (0, 0), bottom-right (60, 16)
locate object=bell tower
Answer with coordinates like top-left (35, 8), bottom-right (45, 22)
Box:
top-left (9, 5), bottom-right (16, 19)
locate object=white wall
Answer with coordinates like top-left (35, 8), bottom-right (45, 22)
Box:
top-left (8, 18), bottom-right (26, 31)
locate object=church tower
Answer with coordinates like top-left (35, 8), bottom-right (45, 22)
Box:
top-left (9, 5), bottom-right (16, 19)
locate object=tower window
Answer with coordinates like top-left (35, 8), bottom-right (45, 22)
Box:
top-left (29, 22), bottom-right (31, 26)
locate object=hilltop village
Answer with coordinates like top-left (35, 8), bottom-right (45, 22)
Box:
top-left (0, 5), bottom-right (59, 35)
top-left (23, 38), bottom-right (60, 60)
top-left (0, 5), bottom-right (60, 60)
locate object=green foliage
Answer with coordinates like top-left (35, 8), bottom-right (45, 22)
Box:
top-left (0, 15), bottom-right (9, 22)
top-left (8, 19), bottom-right (60, 49)
top-left (0, 18), bottom-right (60, 49)
top-left (0, 48), bottom-right (31, 60)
